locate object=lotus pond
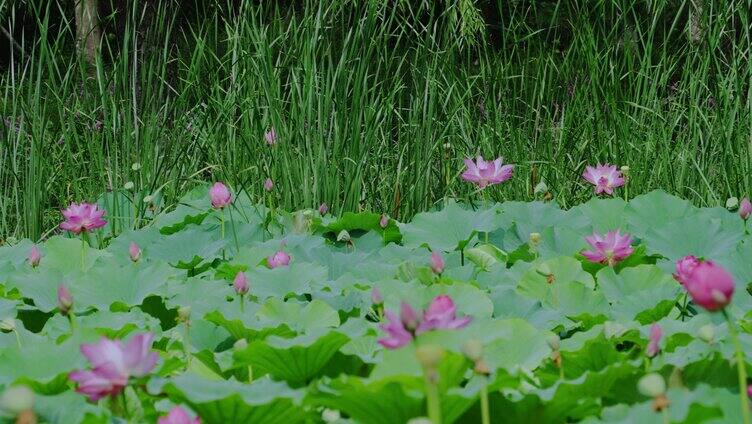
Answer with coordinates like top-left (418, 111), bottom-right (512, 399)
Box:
top-left (1, 188), bottom-right (751, 423)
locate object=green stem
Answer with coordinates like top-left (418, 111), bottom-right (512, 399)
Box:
top-left (240, 294), bottom-right (245, 313)
top-left (184, 322), bottom-right (191, 367)
top-left (13, 329), bottom-right (21, 348)
top-left (480, 383), bottom-right (490, 424)
top-left (68, 313), bottom-right (76, 334)
top-left (662, 408), bottom-right (670, 424)
top-left (247, 365), bottom-right (253, 383)
top-left (425, 371), bottom-right (442, 424)
top-left (220, 211), bottom-right (226, 260)
top-left (228, 206), bottom-right (241, 254)
top-left (80, 235), bottom-right (86, 271)
top-left (679, 293), bottom-right (689, 321)
top-left (120, 390), bottom-right (130, 420)
top-left (724, 309), bottom-right (751, 424)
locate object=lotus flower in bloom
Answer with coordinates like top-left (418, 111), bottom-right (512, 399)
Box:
top-left (267, 251), bottom-right (290, 268)
top-left (461, 156), bottom-right (514, 189)
top-left (57, 284), bottom-right (73, 315)
top-left (740, 197), bottom-right (752, 220)
top-left (430, 251), bottom-right (445, 274)
top-left (582, 230), bottom-right (634, 266)
top-left (129, 242), bottom-right (141, 262)
top-left (265, 127), bottom-right (277, 146)
top-left (159, 406), bottom-right (201, 424)
top-left (683, 260), bottom-right (734, 311)
top-left (416, 295), bottom-right (472, 334)
top-left (59, 203), bottom-right (107, 234)
top-left (582, 164), bottom-right (625, 195)
top-left (28, 246), bottom-right (41, 267)
top-left (69, 333), bottom-right (158, 401)
top-left (233, 272), bottom-right (249, 295)
top-left (209, 182), bottom-right (232, 209)
top-left (646, 323), bottom-right (662, 358)
top-left (319, 203), bottom-right (328, 215)
top-left (378, 295), bottom-right (471, 349)
top-left (379, 214), bottom-right (389, 229)
top-left (673, 255), bottom-right (700, 286)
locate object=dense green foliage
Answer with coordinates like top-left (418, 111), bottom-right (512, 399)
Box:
top-left (1, 0), bottom-right (751, 240)
top-left (0, 189), bottom-right (750, 422)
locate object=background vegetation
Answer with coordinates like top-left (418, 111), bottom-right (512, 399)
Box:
top-left (1, 0), bottom-right (751, 241)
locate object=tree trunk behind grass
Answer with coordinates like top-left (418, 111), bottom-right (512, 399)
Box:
top-left (74, 0), bottom-right (100, 63)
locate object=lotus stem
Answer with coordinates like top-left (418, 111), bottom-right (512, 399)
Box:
top-left (723, 309), bottom-right (750, 424)
top-left (425, 371), bottom-right (442, 424)
top-left (80, 235), bottom-right (86, 271)
top-left (480, 383), bottom-right (490, 424)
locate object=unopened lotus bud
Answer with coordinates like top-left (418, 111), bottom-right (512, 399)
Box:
top-left (638, 373), bottom-right (666, 398)
top-left (233, 338), bottom-right (248, 351)
top-left (620, 165), bottom-right (630, 177)
top-left (546, 334), bottom-right (560, 351)
top-left (57, 284), bottom-right (73, 315)
top-left (415, 345), bottom-right (445, 370)
top-left (697, 324), bottom-right (715, 343)
top-left (124, 181), bottom-right (135, 190)
top-left (462, 339), bottom-right (483, 361)
top-left (177, 306), bottom-right (191, 323)
top-left (529, 232), bottom-right (541, 247)
top-left (371, 287), bottom-right (383, 305)
top-left (534, 180), bottom-right (548, 195)
top-left (0, 318), bottom-right (16, 333)
top-left (321, 409), bottom-right (341, 422)
top-left (0, 385), bottom-right (35, 415)
top-left (337, 230), bottom-right (351, 243)
top-left (726, 197), bottom-right (739, 210)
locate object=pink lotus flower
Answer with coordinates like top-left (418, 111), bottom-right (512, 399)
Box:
top-left (267, 251), bottom-right (290, 268)
top-left (319, 203), bottom-right (328, 215)
top-left (416, 295), bottom-right (472, 334)
top-left (430, 251), bottom-right (445, 274)
top-left (264, 178), bottom-right (274, 192)
top-left (673, 255), bottom-right (700, 286)
top-left (129, 242), bottom-right (141, 262)
top-left (378, 296), bottom-right (471, 349)
top-left (60, 203), bottom-right (107, 234)
top-left (461, 156), bottom-right (514, 189)
top-left (209, 182), bottom-right (232, 209)
top-left (581, 230), bottom-right (634, 266)
top-left (371, 287), bottom-right (383, 304)
top-left (646, 323), bottom-right (662, 358)
top-left (582, 164), bottom-right (625, 195)
top-left (683, 260), bottom-right (735, 311)
top-left (265, 127), bottom-right (277, 146)
top-left (58, 284), bottom-right (73, 315)
top-left (69, 333), bottom-right (158, 401)
top-left (28, 245), bottom-right (41, 267)
top-left (379, 214), bottom-right (389, 229)
top-left (740, 197), bottom-right (752, 220)
top-left (233, 272), bottom-right (249, 295)
top-left (159, 406), bottom-right (201, 424)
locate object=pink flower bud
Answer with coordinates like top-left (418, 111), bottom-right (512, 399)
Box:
top-left (158, 406), bottom-right (201, 424)
top-left (267, 250), bottom-right (290, 268)
top-left (430, 251), bottom-right (445, 274)
top-left (673, 255), bottom-right (700, 286)
top-left (128, 242), bottom-right (141, 262)
top-left (233, 272), bottom-right (249, 295)
top-left (379, 214), bottom-right (389, 229)
top-left (646, 323), bottom-right (662, 358)
top-left (319, 203), bottom-right (328, 215)
top-left (264, 127), bottom-right (277, 146)
top-left (57, 284), bottom-right (73, 315)
top-left (209, 182), bottom-right (232, 209)
top-left (740, 197), bottom-right (752, 220)
top-left (28, 246), bottom-right (41, 267)
top-left (264, 178), bottom-right (274, 192)
top-left (371, 287), bottom-right (383, 304)
top-left (683, 260), bottom-right (734, 311)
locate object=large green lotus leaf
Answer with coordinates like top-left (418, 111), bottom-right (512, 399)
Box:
top-left (33, 391), bottom-right (109, 424)
top-left (0, 297), bottom-right (20, 319)
top-left (233, 329), bottom-right (349, 385)
top-left (0, 239), bottom-right (36, 268)
top-left (310, 378), bottom-right (424, 424)
top-left (570, 198), bottom-right (628, 233)
top-left (399, 200), bottom-right (503, 251)
top-left (233, 234), bottom-right (327, 270)
top-left (185, 318), bottom-right (232, 352)
top-left (641, 215), bottom-right (742, 261)
top-left (42, 310), bottom-right (161, 341)
top-left (498, 201), bottom-right (588, 241)
top-left (316, 211), bottom-right (401, 244)
top-left (72, 261), bottom-right (176, 310)
top-left (535, 226), bottom-right (590, 259)
top-left (624, 190), bottom-right (693, 237)
top-left (474, 318), bottom-right (551, 372)
top-left (243, 263), bottom-right (327, 300)
top-left (596, 265), bottom-right (681, 323)
top-left (148, 226), bottom-right (227, 266)
top-left (475, 260), bottom-right (531, 290)
top-left (165, 276), bottom-right (235, 319)
top-left (9, 267), bottom-right (66, 312)
top-left (35, 236), bottom-right (111, 273)
top-left (152, 374), bottom-right (307, 424)
top-left (490, 287), bottom-right (565, 329)
top-left (715, 238), bottom-right (752, 312)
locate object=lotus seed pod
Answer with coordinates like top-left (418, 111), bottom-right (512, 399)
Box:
top-left (726, 197), bottom-right (739, 210)
top-left (415, 345), bottom-right (445, 369)
top-left (143, 195), bottom-right (154, 204)
top-left (638, 373), bottom-right (666, 398)
top-left (546, 334), bottom-right (560, 351)
top-left (131, 163), bottom-right (142, 171)
top-left (0, 318), bottom-right (16, 332)
top-left (529, 232), bottom-right (542, 247)
top-left (462, 339), bottom-right (484, 361)
top-left (697, 324), bottom-right (715, 343)
top-left (534, 180), bottom-right (548, 195)
top-left (124, 181), bottom-right (135, 190)
top-left (177, 306), bottom-right (191, 322)
top-left (233, 338), bottom-right (248, 351)
top-left (620, 165), bottom-right (630, 177)
top-left (0, 385), bottom-right (34, 415)
top-left (321, 409), bottom-right (341, 422)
